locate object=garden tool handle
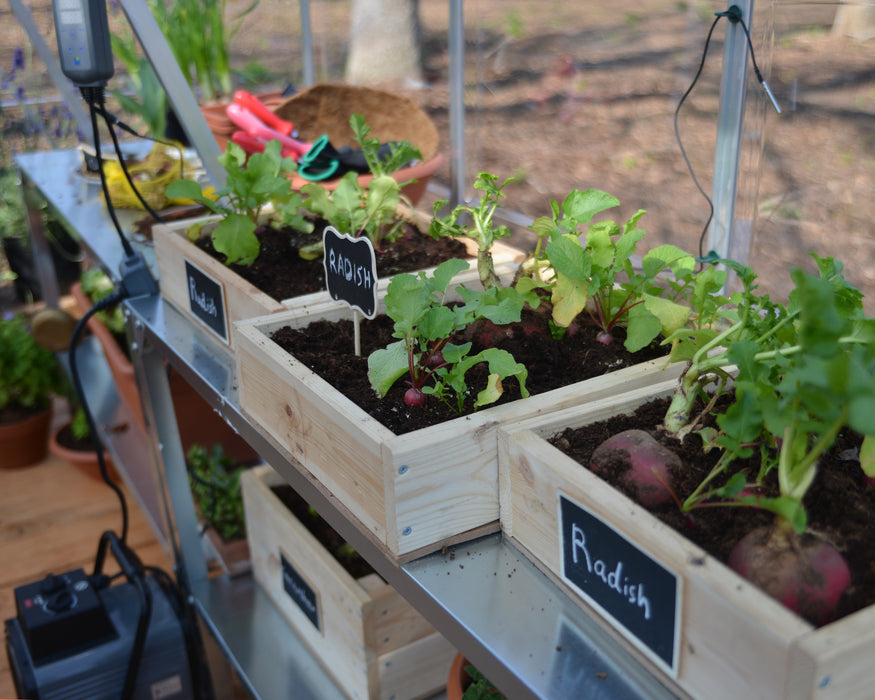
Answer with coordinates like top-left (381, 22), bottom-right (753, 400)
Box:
top-left (226, 104), bottom-right (311, 157)
top-left (233, 90), bottom-right (294, 135)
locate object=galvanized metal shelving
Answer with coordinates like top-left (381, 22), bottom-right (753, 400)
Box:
top-left (17, 146), bottom-right (680, 699)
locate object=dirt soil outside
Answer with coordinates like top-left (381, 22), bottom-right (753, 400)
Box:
top-left (2, 1), bottom-right (873, 310)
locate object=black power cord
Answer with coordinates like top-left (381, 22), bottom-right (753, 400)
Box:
top-left (674, 4), bottom-right (781, 263)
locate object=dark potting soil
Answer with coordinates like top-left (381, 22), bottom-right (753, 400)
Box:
top-left (269, 311), bottom-right (668, 435)
top-left (549, 396), bottom-right (875, 627)
top-left (194, 222), bottom-right (469, 302)
top-left (270, 484), bottom-right (377, 580)
top-left (55, 423), bottom-right (94, 452)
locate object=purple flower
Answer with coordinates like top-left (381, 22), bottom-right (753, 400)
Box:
top-left (13, 48), bottom-right (24, 71)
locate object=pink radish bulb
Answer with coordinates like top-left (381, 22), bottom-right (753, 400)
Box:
top-left (728, 526), bottom-right (850, 625)
top-left (404, 387), bottom-right (426, 407)
top-left (589, 429), bottom-right (679, 508)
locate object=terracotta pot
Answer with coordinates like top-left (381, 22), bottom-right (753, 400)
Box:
top-left (204, 527), bottom-right (251, 578)
top-left (446, 653), bottom-right (469, 700)
top-left (48, 421), bottom-right (118, 482)
top-left (71, 282), bottom-right (258, 464)
top-left (0, 407), bottom-right (52, 469)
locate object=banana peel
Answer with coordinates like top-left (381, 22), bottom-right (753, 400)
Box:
top-left (100, 143), bottom-right (210, 211)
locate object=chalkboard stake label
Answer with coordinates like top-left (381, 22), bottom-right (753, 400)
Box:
top-left (280, 552), bottom-right (321, 632)
top-left (322, 226), bottom-right (378, 357)
top-left (184, 259), bottom-right (228, 343)
top-left (558, 492), bottom-right (681, 676)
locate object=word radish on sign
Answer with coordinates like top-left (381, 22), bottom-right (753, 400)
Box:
top-left (322, 226), bottom-right (378, 319)
top-left (184, 260), bottom-right (228, 342)
top-left (559, 493), bottom-right (681, 675)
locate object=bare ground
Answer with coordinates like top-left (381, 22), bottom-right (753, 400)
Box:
top-left (2, 0), bottom-right (873, 308)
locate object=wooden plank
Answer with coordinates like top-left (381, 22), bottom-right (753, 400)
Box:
top-left (241, 465), bottom-right (444, 700)
top-left (377, 631), bottom-right (457, 700)
top-left (497, 385), bottom-right (863, 700)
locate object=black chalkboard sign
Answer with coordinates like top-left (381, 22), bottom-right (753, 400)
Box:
top-left (559, 493), bottom-right (680, 674)
top-left (184, 259), bottom-right (227, 342)
top-left (322, 226), bottom-right (378, 319)
top-left (281, 552), bottom-right (320, 631)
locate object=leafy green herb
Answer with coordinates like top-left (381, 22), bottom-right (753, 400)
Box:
top-left (186, 443), bottom-right (247, 542)
top-left (0, 313), bottom-right (63, 413)
top-left (462, 664), bottom-right (506, 700)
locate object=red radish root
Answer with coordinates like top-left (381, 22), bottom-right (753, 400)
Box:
top-left (590, 429), bottom-right (679, 508)
top-left (728, 526), bottom-right (850, 625)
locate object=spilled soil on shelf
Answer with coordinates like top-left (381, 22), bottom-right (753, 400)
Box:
top-left (549, 396), bottom-right (875, 628)
top-left (271, 484), bottom-right (376, 580)
top-left (194, 221), bottom-right (469, 302)
top-left (269, 310), bottom-right (668, 435)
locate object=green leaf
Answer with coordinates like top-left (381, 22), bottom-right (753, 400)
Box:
top-left (211, 213), bottom-right (259, 266)
top-left (624, 300), bottom-right (662, 352)
top-left (366, 175), bottom-right (401, 218)
top-left (431, 258), bottom-right (471, 295)
top-left (860, 436), bottom-right (875, 478)
top-left (642, 293), bottom-right (691, 340)
top-left (545, 234), bottom-right (591, 282)
top-left (367, 341), bottom-right (409, 396)
top-left (551, 273), bottom-right (588, 328)
top-left (561, 189), bottom-right (619, 225)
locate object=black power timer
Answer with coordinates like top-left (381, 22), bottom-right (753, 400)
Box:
top-left (52, 0), bottom-right (114, 87)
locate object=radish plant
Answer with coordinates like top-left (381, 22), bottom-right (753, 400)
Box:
top-left (428, 172), bottom-right (516, 290)
top-left (522, 188), bottom-right (696, 351)
top-left (301, 115), bottom-right (421, 252)
top-left (166, 139), bottom-right (311, 266)
top-left (367, 258), bottom-right (531, 412)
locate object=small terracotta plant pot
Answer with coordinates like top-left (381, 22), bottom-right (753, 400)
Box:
top-left (0, 407), bottom-right (52, 469)
top-left (48, 421), bottom-right (118, 482)
top-left (446, 653), bottom-right (470, 700)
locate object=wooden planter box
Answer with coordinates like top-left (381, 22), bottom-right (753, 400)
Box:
top-left (497, 380), bottom-right (875, 700)
top-left (233, 287), bottom-right (683, 563)
top-left (153, 215), bottom-right (523, 349)
top-left (241, 465), bottom-right (455, 700)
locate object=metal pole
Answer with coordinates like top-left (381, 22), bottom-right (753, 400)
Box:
top-left (118, 0), bottom-right (226, 189)
top-left (300, 0), bottom-right (315, 87)
top-left (448, 0), bottom-right (466, 207)
top-left (707, 0), bottom-right (754, 264)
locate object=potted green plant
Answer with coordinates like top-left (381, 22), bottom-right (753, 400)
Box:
top-left (497, 255), bottom-right (875, 700)
top-left (48, 403), bottom-right (118, 481)
top-left (0, 312), bottom-right (64, 468)
top-left (446, 654), bottom-right (507, 700)
top-left (186, 443), bottom-right (251, 577)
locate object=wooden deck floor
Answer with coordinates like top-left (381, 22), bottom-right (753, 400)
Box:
top-left (0, 407), bottom-right (173, 698)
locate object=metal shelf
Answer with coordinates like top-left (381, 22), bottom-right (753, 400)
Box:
top-left (17, 148), bottom-right (679, 700)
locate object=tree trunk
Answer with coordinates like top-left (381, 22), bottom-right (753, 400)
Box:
top-left (345, 0), bottom-right (423, 87)
top-left (832, 4), bottom-right (875, 41)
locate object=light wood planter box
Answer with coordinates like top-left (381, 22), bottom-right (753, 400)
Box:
top-left (498, 380), bottom-right (875, 700)
top-left (153, 213), bottom-right (523, 349)
top-left (233, 287), bottom-right (683, 563)
top-left (241, 465), bottom-right (455, 700)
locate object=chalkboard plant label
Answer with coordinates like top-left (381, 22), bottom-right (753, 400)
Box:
top-left (185, 259), bottom-right (228, 342)
top-left (558, 492), bottom-right (680, 675)
top-left (322, 225), bottom-right (378, 319)
top-left (280, 552), bottom-right (321, 632)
